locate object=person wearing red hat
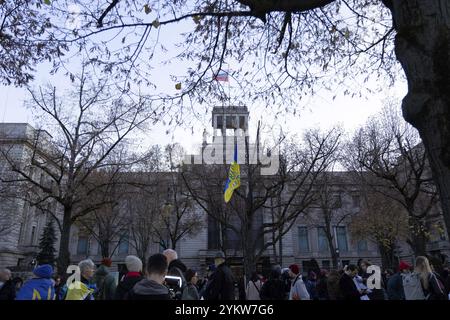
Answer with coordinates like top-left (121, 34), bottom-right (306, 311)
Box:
top-left (288, 264), bottom-right (310, 300)
top-left (386, 261), bottom-right (411, 300)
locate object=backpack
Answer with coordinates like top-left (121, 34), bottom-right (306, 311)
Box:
top-left (402, 272), bottom-right (425, 300)
top-left (427, 272), bottom-right (447, 300)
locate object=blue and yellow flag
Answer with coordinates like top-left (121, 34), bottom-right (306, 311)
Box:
top-left (224, 143), bottom-right (240, 203)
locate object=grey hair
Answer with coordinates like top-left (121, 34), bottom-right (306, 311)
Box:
top-left (78, 259), bottom-right (95, 273)
top-left (163, 249), bottom-right (178, 260)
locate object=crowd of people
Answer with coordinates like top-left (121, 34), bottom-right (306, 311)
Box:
top-left (1, 251), bottom-right (449, 301)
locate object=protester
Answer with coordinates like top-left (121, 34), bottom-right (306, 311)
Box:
top-left (53, 275), bottom-right (65, 300)
top-left (16, 264), bottom-right (55, 300)
top-left (339, 264), bottom-right (367, 301)
top-left (288, 264), bottom-right (310, 300)
top-left (127, 253), bottom-right (170, 300)
top-left (163, 249), bottom-right (187, 297)
top-left (93, 258), bottom-right (117, 300)
top-left (12, 277), bottom-right (23, 294)
top-left (203, 252), bottom-right (235, 300)
top-left (0, 268), bottom-right (16, 300)
top-left (387, 261), bottom-right (410, 300)
top-left (65, 259), bottom-right (97, 300)
top-left (415, 256), bottom-right (447, 300)
top-left (245, 272), bottom-right (262, 300)
top-left (182, 269), bottom-right (200, 300)
top-left (305, 271), bottom-right (318, 300)
top-left (115, 255), bottom-right (144, 300)
top-left (260, 267), bottom-right (286, 300)
top-left (327, 270), bottom-right (342, 300)
top-left (316, 270), bottom-right (329, 300)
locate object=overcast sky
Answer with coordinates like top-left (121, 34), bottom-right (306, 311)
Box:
top-left (0, 5), bottom-right (408, 155)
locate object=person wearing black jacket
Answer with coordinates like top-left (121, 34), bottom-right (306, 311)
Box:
top-left (339, 265), bottom-right (367, 301)
top-left (163, 249), bottom-right (187, 293)
top-left (0, 268), bottom-right (15, 300)
top-left (127, 254), bottom-right (171, 300)
top-left (115, 255), bottom-right (144, 300)
top-left (204, 252), bottom-right (235, 300)
top-left (260, 268), bottom-right (286, 300)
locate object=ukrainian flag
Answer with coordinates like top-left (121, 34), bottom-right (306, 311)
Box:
top-left (224, 143), bottom-right (240, 203)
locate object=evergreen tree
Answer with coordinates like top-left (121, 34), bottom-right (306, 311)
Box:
top-left (36, 219), bottom-right (57, 266)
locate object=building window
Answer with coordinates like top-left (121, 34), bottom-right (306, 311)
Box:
top-left (216, 116), bottom-right (223, 129)
top-left (77, 236), bottom-right (88, 255)
top-left (332, 195), bottom-right (342, 209)
top-left (298, 227), bottom-right (310, 253)
top-left (239, 116), bottom-right (246, 129)
top-left (336, 226), bottom-right (348, 252)
top-left (357, 239), bottom-right (368, 252)
top-left (352, 195), bottom-right (360, 208)
top-left (118, 236), bottom-right (129, 255)
top-left (322, 260), bottom-right (330, 270)
top-left (318, 227), bottom-right (329, 252)
top-left (30, 226), bottom-right (36, 245)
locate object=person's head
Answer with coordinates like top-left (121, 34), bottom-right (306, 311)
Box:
top-left (415, 256), bottom-right (432, 290)
top-left (12, 277), bottom-right (23, 290)
top-left (101, 257), bottom-right (112, 268)
top-left (33, 264), bottom-right (53, 279)
top-left (250, 271), bottom-right (259, 282)
top-left (53, 275), bottom-right (61, 286)
top-left (185, 269), bottom-right (198, 285)
top-left (308, 271), bottom-right (317, 280)
top-left (345, 264), bottom-right (359, 278)
top-left (214, 252), bottom-right (225, 266)
top-left (399, 261), bottom-right (411, 274)
top-left (270, 267), bottom-right (281, 280)
top-left (146, 253), bottom-right (168, 284)
top-left (162, 249), bottom-right (178, 264)
top-left (125, 255), bottom-right (143, 273)
top-left (288, 264), bottom-right (300, 278)
top-left (78, 259), bottom-right (96, 280)
top-left (0, 268), bottom-right (12, 282)
top-left (359, 260), bottom-right (371, 273)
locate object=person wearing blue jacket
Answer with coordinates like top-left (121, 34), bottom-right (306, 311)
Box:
top-left (16, 264), bottom-right (55, 300)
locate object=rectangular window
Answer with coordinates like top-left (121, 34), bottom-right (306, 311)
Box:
top-left (332, 195), bottom-right (342, 209)
top-left (77, 236), bottom-right (88, 255)
top-left (357, 239), bottom-right (368, 252)
top-left (30, 226), bottom-right (36, 245)
top-left (352, 195), bottom-right (360, 208)
top-left (336, 226), bottom-right (348, 252)
top-left (298, 227), bottom-right (310, 253)
top-left (226, 116), bottom-right (233, 128)
top-left (118, 236), bottom-right (129, 255)
top-left (216, 116), bottom-right (223, 129)
top-left (318, 227), bottom-right (329, 252)
top-left (239, 116), bottom-right (246, 129)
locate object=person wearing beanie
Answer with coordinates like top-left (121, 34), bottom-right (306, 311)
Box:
top-left (114, 255), bottom-right (144, 300)
top-left (16, 264), bottom-right (55, 300)
top-left (387, 261), bottom-right (411, 300)
top-left (288, 264), bottom-right (310, 300)
top-left (93, 257), bottom-right (117, 300)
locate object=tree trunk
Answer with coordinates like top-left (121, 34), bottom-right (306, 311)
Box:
top-left (57, 206), bottom-right (72, 275)
top-left (408, 217), bottom-right (427, 256)
top-left (378, 243), bottom-right (395, 270)
top-left (391, 0), bottom-right (450, 238)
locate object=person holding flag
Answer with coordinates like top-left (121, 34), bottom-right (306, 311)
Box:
top-left (224, 143), bottom-right (240, 203)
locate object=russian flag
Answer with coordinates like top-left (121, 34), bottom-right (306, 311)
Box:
top-left (214, 70), bottom-right (229, 82)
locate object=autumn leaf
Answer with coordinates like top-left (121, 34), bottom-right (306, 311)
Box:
top-left (175, 83), bottom-right (181, 90)
top-left (44, 0), bottom-right (51, 4)
top-left (193, 15), bottom-right (201, 24)
top-left (144, 4), bottom-right (151, 14)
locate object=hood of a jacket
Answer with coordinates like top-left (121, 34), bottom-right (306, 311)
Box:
top-left (132, 279), bottom-right (169, 296)
top-left (95, 265), bottom-right (109, 276)
top-left (169, 259), bottom-right (187, 273)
